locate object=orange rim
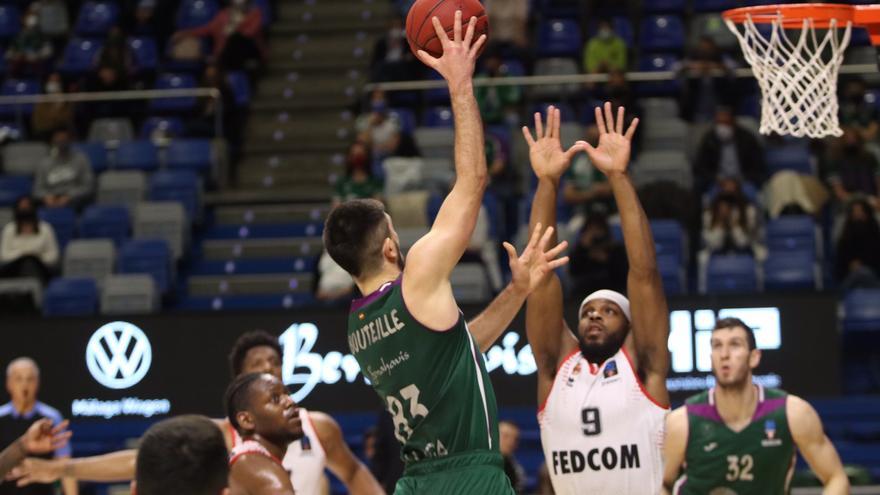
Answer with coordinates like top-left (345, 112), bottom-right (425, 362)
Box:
top-left (723, 3), bottom-right (856, 29)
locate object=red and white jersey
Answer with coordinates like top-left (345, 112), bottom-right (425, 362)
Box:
top-left (538, 347), bottom-right (668, 495)
top-left (231, 408), bottom-right (327, 495)
top-left (229, 439), bottom-right (283, 468)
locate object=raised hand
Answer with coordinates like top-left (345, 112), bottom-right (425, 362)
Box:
top-left (414, 11), bottom-right (487, 94)
top-left (20, 419), bottom-right (71, 455)
top-left (577, 102), bottom-right (639, 177)
top-left (505, 223), bottom-right (569, 295)
top-left (522, 106), bottom-right (581, 181)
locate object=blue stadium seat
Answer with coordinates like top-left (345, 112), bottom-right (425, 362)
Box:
top-left (166, 139), bottom-right (213, 173)
top-left (119, 239), bottom-right (172, 293)
top-left (38, 207), bottom-right (76, 249)
top-left (426, 69), bottom-right (449, 104)
top-left (765, 215), bottom-right (818, 256)
top-left (74, 1), bottom-right (119, 37)
top-left (226, 71), bottom-right (251, 107)
top-left (765, 145), bottom-right (812, 174)
top-left (643, 0), bottom-right (686, 13)
top-left (706, 254), bottom-right (758, 293)
top-left (640, 15), bottom-right (686, 52)
top-left (537, 19), bottom-right (582, 58)
top-left (115, 140), bottom-right (159, 171)
top-left (128, 36), bottom-right (158, 73)
top-left (763, 250), bottom-right (817, 290)
top-left (0, 78), bottom-right (40, 117)
top-left (79, 205), bottom-right (130, 245)
top-left (149, 74), bottom-right (197, 112)
top-left (658, 254), bottom-right (685, 295)
top-left (388, 108), bottom-right (416, 134)
top-left (636, 54), bottom-right (680, 96)
top-left (0, 121), bottom-right (24, 141)
top-left (176, 0), bottom-right (219, 29)
top-left (0, 175), bottom-right (32, 206)
top-left (650, 220), bottom-right (686, 264)
top-left (843, 289), bottom-right (880, 332)
top-left (140, 117), bottom-right (185, 140)
top-left (692, 0), bottom-right (739, 12)
top-left (74, 142), bottom-right (109, 173)
top-left (251, 0), bottom-right (271, 26)
top-left (0, 5), bottom-right (20, 39)
top-left (423, 106), bottom-right (454, 127)
top-left (58, 38), bottom-right (103, 75)
top-left (149, 170), bottom-right (200, 220)
top-left (499, 59), bottom-right (526, 76)
top-left (43, 278), bottom-right (98, 316)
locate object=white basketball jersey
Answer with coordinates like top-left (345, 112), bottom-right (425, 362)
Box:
top-left (538, 347), bottom-right (668, 495)
top-left (231, 408), bottom-right (327, 495)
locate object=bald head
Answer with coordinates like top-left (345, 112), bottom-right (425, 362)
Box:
top-left (6, 357), bottom-right (39, 378)
top-left (6, 357), bottom-right (40, 409)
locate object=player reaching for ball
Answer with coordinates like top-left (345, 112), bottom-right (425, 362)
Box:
top-left (524, 103), bottom-right (670, 494)
top-left (324, 9), bottom-right (567, 495)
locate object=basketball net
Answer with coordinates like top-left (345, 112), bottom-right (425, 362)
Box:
top-left (725, 14), bottom-right (852, 138)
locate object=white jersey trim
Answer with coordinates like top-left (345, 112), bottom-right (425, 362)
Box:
top-left (466, 322), bottom-right (493, 449)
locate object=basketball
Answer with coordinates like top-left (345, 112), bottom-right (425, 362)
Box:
top-left (405, 0), bottom-right (489, 59)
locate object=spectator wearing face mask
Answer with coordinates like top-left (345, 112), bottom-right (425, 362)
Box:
top-left (31, 74), bottom-right (73, 141)
top-left (822, 126), bottom-right (880, 210)
top-left (835, 198), bottom-right (880, 290)
top-left (476, 52), bottom-right (522, 126)
top-left (583, 20), bottom-right (627, 74)
top-left (33, 129), bottom-right (94, 209)
top-left (355, 89), bottom-right (402, 173)
top-left (699, 176), bottom-right (765, 262)
top-left (693, 107), bottom-right (767, 193)
top-left (332, 141), bottom-right (382, 206)
top-left (5, 8), bottom-right (52, 77)
top-left (679, 37), bottom-right (737, 123)
top-left (0, 197), bottom-right (58, 285)
top-left (171, 0), bottom-right (265, 74)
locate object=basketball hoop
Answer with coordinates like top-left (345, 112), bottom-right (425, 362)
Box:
top-left (723, 3), bottom-right (880, 138)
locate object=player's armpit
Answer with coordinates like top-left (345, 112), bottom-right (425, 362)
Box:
top-left (231, 455), bottom-right (295, 495)
top-left (787, 396), bottom-right (850, 494)
top-left (662, 406), bottom-right (689, 492)
top-left (312, 412), bottom-right (384, 495)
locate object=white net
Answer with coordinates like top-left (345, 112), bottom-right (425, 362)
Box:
top-left (725, 14), bottom-right (852, 138)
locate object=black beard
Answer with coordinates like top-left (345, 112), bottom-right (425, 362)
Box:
top-left (578, 331), bottom-right (627, 364)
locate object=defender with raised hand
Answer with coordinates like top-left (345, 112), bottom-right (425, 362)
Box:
top-left (524, 103), bottom-right (671, 494)
top-left (323, 11), bottom-right (549, 495)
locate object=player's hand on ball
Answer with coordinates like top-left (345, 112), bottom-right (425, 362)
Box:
top-left (522, 106), bottom-right (581, 180)
top-left (505, 223), bottom-right (569, 295)
top-left (577, 102), bottom-right (639, 177)
top-left (415, 10), bottom-right (486, 92)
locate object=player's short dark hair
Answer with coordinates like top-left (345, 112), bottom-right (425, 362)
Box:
top-left (228, 330), bottom-right (283, 378)
top-left (225, 372), bottom-right (266, 434)
top-left (712, 317), bottom-right (757, 350)
top-left (323, 199), bottom-right (391, 278)
top-left (135, 415), bottom-right (228, 495)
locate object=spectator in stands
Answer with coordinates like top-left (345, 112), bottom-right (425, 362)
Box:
top-left (679, 37), bottom-right (736, 123)
top-left (700, 176), bottom-right (764, 262)
top-left (583, 19), bottom-right (627, 75)
top-left (332, 141), bottom-right (382, 205)
top-left (563, 124), bottom-right (614, 229)
top-left (486, 129), bottom-right (519, 242)
top-left (98, 27), bottom-right (133, 80)
top-left (370, 15), bottom-right (418, 82)
top-left (483, 0), bottom-right (529, 55)
top-left (693, 107), bottom-right (767, 193)
top-left (476, 52), bottom-right (522, 126)
top-left (0, 357), bottom-right (75, 495)
top-left (33, 129), bottom-right (94, 209)
top-left (5, 7), bottom-right (52, 77)
top-left (172, 0), bottom-right (265, 74)
top-left (499, 420), bottom-right (525, 495)
top-left (823, 126), bottom-right (880, 209)
top-left (355, 90), bottom-right (402, 171)
top-left (568, 213), bottom-right (627, 298)
top-left (835, 198), bottom-right (880, 290)
top-left (315, 251), bottom-right (355, 303)
top-left (0, 197), bottom-right (58, 285)
top-left (839, 77), bottom-right (880, 144)
top-left (31, 73), bottom-right (73, 141)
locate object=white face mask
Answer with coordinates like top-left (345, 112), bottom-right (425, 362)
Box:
top-left (46, 81), bottom-right (61, 94)
top-left (25, 15), bottom-right (38, 28)
top-left (598, 28), bottom-right (613, 40)
top-left (715, 124), bottom-right (734, 141)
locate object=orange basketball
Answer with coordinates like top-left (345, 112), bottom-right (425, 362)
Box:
top-left (405, 0), bottom-right (489, 58)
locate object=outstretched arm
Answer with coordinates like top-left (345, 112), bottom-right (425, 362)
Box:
top-left (579, 103), bottom-right (669, 407)
top-left (312, 412), bottom-right (384, 495)
top-left (469, 224), bottom-right (569, 352)
top-left (788, 396), bottom-right (849, 495)
top-left (523, 107), bottom-right (581, 404)
top-left (1, 419), bottom-right (71, 482)
top-left (403, 11), bottom-right (488, 331)
top-left (12, 450), bottom-right (136, 486)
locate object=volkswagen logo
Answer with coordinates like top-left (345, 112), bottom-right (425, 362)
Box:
top-left (86, 322), bottom-right (152, 389)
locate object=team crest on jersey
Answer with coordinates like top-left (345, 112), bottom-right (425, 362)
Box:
top-left (567, 362), bottom-right (583, 386)
top-left (301, 436), bottom-right (313, 453)
top-left (603, 360), bottom-right (618, 378)
top-left (762, 419), bottom-right (782, 447)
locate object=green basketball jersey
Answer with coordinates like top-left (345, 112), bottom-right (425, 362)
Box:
top-left (347, 277), bottom-right (500, 465)
top-left (674, 386), bottom-right (796, 495)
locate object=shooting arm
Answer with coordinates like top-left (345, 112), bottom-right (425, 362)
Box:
top-left (314, 412), bottom-right (384, 495)
top-left (788, 396), bottom-right (849, 495)
top-left (469, 284), bottom-right (528, 353)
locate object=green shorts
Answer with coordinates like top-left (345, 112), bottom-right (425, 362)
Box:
top-left (394, 451), bottom-right (514, 495)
